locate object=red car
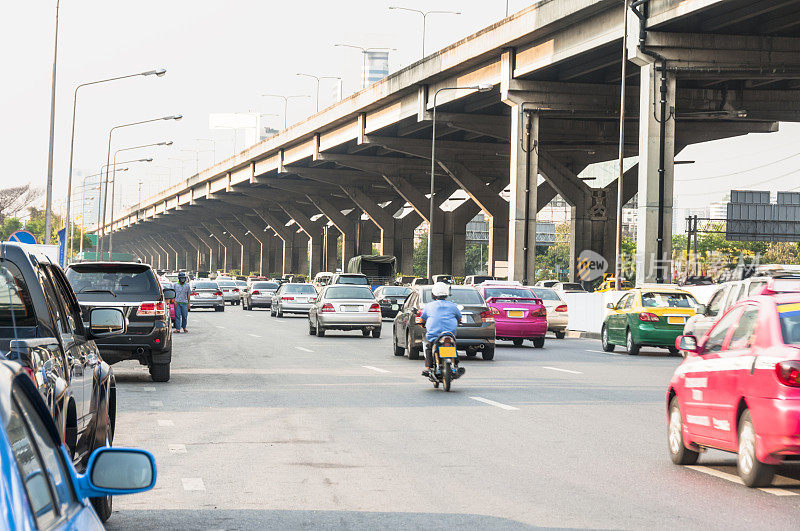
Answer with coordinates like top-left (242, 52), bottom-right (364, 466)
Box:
top-left (477, 283), bottom-right (547, 348)
top-left (668, 293), bottom-right (800, 486)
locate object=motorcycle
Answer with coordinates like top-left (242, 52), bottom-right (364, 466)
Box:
top-left (427, 333), bottom-right (465, 391)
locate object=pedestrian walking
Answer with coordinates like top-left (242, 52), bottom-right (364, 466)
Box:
top-left (173, 271), bottom-right (191, 333)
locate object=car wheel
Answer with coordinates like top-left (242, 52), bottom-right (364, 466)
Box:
top-left (512, 338), bottom-right (523, 347)
top-left (276, 305), bottom-right (284, 318)
top-left (372, 328), bottom-right (381, 338)
top-left (532, 337), bottom-right (545, 349)
top-left (270, 307), bottom-right (276, 317)
top-left (393, 334), bottom-right (404, 356)
top-left (668, 346), bottom-right (680, 356)
top-left (308, 318), bottom-right (316, 335)
top-left (362, 328), bottom-right (370, 337)
top-left (90, 427), bottom-right (113, 522)
top-left (316, 325), bottom-right (325, 337)
top-left (738, 410), bottom-right (776, 487)
top-left (407, 331), bottom-right (420, 360)
top-left (466, 351), bottom-right (477, 357)
top-left (555, 331), bottom-right (566, 339)
top-left (601, 324), bottom-right (615, 352)
top-left (482, 345), bottom-right (495, 360)
top-left (626, 329), bottom-right (640, 355)
top-left (668, 397), bottom-right (699, 465)
top-left (149, 363), bottom-right (170, 383)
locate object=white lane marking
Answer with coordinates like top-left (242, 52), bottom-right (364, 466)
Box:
top-left (542, 366), bottom-right (582, 374)
top-left (157, 419), bottom-right (174, 427)
top-left (215, 325), bottom-right (225, 329)
top-left (586, 349), bottom-right (623, 356)
top-left (362, 365), bottom-right (390, 373)
top-left (469, 396), bottom-right (519, 411)
top-left (686, 466), bottom-right (800, 496)
top-left (143, 386), bottom-right (156, 392)
top-left (295, 346), bottom-right (313, 352)
top-left (182, 478), bottom-right (206, 491)
top-left (149, 400), bottom-right (164, 407)
top-left (169, 444), bottom-right (187, 454)
top-left (244, 314), bottom-right (254, 318)
top-left (248, 333), bottom-right (261, 338)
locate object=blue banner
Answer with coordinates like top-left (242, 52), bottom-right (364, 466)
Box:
top-left (58, 228), bottom-right (66, 267)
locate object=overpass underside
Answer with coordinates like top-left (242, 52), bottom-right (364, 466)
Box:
top-left (107, 0), bottom-right (800, 283)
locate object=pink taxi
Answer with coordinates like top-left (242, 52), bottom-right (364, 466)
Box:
top-left (668, 293), bottom-right (800, 486)
top-left (476, 282), bottom-right (547, 348)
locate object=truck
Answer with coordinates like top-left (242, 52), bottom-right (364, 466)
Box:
top-left (346, 255), bottom-right (396, 288)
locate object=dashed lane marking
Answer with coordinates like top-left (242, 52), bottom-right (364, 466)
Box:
top-left (362, 365), bottom-right (390, 373)
top-left (182, 478), bottom-right (206, 491)
top-left (469, 396), bottom-right (519, 411)
top-left (542, 366), bottom-right (583, 375)
top-left (686, 466), bottom-right (800, 496)
top-left (248, 333), bottom-right (261, 338)
top-left (215, 325), bottom-right (225, 329)
top-left (143, 386), bottom-right (156, 392)
top-left (295, 346), bottom-right (313, 352)
top-left (585, 349), bottom-right (622, 355)
top-left (169, 444), bottom-right (187, 454)
top-left (157, 420), bottom-right (174, 427)
top-left (149, 400), bottom-right (164, 407)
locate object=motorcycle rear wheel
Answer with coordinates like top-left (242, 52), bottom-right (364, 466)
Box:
top-left (443, 361), bottom-right (452, 392)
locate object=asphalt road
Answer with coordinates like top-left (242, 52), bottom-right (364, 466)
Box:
top-left (105, 307), bottom-right (800, 530)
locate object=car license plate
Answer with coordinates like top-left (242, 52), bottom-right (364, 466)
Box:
top-left (507, 310), bottom-right (524, 318)
top-left (438, 346), bottom-right (457, 358)
top-left (667, 316), bottom-right (685, 325)
top-left (391, 304), bottom-right (399, 310)
top-left (344, 305), bottom-right (360, 312)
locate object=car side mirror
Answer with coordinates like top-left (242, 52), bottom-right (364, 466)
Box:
top-left (606, 302), bottom-right (615, 309)
top-left (676, 334), bottom-right (701, 354)
top-left (162, 288), bottom-right (176, 300)
top-left (696, 304), bottom-right (707, 316)
top-left (89, 308), bottom-right (126, 338)
top-left (77, 447), bottom-right (156, 498)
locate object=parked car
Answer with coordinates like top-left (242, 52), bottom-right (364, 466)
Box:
top-left (215, 279), bottom-right (241, 305)
top-left (242, 281), bottom-right (280, 310)
top-left (553, 282), bottom-right (587, 293)
top-left (373, 285), bottom-right (411, 318)
top-left (308, 285), bottom-right (382, 337)
top-left (271, 283), bottom-right (318, 317)
top-left (529, 287), bottom-right (569, 339)
top-left (0, 360), bottom-right (157, 527)
top-left (595, 277), bottom-right (633, 292)
top-left (668, 293), bottom-right (800, 486)
top-left (189, 280), bottom-right (224, 312)
top-left (601, 286), bottom-right (699, 355)
top-left (0, 243), bottom-right (126, 520)
top-left (393, 285), bottom-right (496, 360)
top-left (476, 283), bottom-right (547, 348)
top-left (312, 272), bottom-right (334, 291)
top-left (330, 273), bottom-right (369, 286)
top-left (464, 275), bottom-right (496, 286)
top-left (66, 261), bottom-right (174, 382)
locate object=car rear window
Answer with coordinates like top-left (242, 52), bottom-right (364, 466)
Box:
top-left (0, 260), bottom-right (36, 328)
top-left (530, 288), bottom-right (561, 301)
top-left (285, 284), bottom-right (317, 294)
top-left (66, 264), bottom-right (158, 299)
top-left (641, 292), bottom-right (697, 308)
top-left (336, 276), bottom-right (368, 285)
top-left (422, 288), bottom-right (484, 305)
top-left (560, 283), bottom-right (584, 291)
top-left (325, 286), bottom-right (375, 299)
top-left (483, 287), bottom-right (534, 299)
top-left (778, 303), bottom-right (800, 345)
top-left (217, 281), bottom-right (237, 287)
top-left (382, 287), bottom-right (411, 296)
top-left (193, 282), bottom-right (218, 290)
top-left (252, 282), bottom-right (278, 290)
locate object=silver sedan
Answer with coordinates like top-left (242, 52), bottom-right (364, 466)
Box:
top-left (308, 285), bottom-right (382, 338)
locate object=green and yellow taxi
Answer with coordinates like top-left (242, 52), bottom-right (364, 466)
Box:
top-left (601, 285), bottom-right (699, 355)
top-left (595, 276), bottom-right (633, 293)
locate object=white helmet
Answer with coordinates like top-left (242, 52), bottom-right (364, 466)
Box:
top-left (432, 282), bottom-right (450, 298)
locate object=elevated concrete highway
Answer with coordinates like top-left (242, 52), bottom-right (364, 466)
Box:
top-left (105, 0), bottom-right (800, 282)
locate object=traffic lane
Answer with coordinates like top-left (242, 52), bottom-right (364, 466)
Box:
top-left (109, 309), bottom-right (800, 529)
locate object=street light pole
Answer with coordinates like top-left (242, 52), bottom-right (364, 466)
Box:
top-left (614, 0), bottom-right (630, 291)
top-left (44, 0), bottom-right (61, 245)
top-left (296, 73), bottom-right (320, 113)
top-left (64, 68), bottom-right (166, 264)
top-left (427, 84), bottom-right (493, 279)
top-left (195, 138), bottom-right (217, 164)
top-left (261, 94), bottom-right (309, 130)
top-left (334, 44), bottom-right (396, 89)
top-left (388, 7), bottom-right (460, 58)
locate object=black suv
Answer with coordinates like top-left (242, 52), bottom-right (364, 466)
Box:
top-left (0, 243), bottom-right (125, 520)
top-left (66, 262), bottom-right (174, 382)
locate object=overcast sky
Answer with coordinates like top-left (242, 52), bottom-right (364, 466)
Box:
top-left (1, 0), bottom-right (798, 218)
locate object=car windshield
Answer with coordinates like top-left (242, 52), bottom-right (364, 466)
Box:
top-left (193, 282), bottom-right (218, 290)
top-left (66, 264), bottom-right (158, 296)
top-left (337, 276), bottom-right (368, 285)
top-left (252, 282), bottom-right (278, 290)
top-left (778, 303), bottom-right (800, 345)
top-left (422, 288), bottom-right (484, 305)
top-left (560, 283), bottom-right (584, 291)
top-left (381, 287), bottom-right (411, 296)
top-left (484, 288), bottom-right (534, 299)
top-left (530, 288), bottom-right (561, 301)
top-left (0, 261), bottom-right (36, 328)
top-left (641, 292), bottom-right (697, 308)
top-left (325, 286), bottom-right (375, 300)
top-left (285, 284), bottom-right (317, 294)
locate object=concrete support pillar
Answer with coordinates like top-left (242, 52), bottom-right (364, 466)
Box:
top-left (342, 186), bottom-right (396, 257)
top-left (234, 215), bottom-right (269, 276)
top-left (636, 62), bottom-right (676, 284)
top-left (255, 210), bottom-right (294, 275)
top-left (279, 204), bottom-right (325, 277)
top-left (307, 196), bottom-right (357, 268)
top-left (325, 227), bottom-right (339, 271)
top-left (398, 213), bottom-right (421, 275)
top-left (140, 240), bottom-right (159, 269)
top-left (189, 228), bottom-right (216, 272)
top-left (507, 106), bottom-right (538, 283)
top-left (184, 229), bottom-right (212, 273)
top-left (216, 219), bottom-right (249, 276)
top-left (293, 231), bottom-right (309, 276)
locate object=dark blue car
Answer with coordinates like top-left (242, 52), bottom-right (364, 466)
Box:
top-left (0, 361), bottom-right (156, 529)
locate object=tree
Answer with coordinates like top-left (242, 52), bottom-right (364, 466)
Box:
top-left (413, 232), bottom-right (427, 277)
top-left (0, 185), bottom-right (40, 222)
top-left (464, 243), bottom-right (488, 276)
top-left (0, 218), bottom-right (23, 240)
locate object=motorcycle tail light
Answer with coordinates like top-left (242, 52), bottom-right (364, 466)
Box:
top-left (321, 303), bottom-right (335, 313)
top-left (480, 309), bottom-right (494, 323)
top-left (137, 301), bottom-right (165, 316)
top-left (555, 304), bottom-right (568, 312)
top-left (776, 360), bottom-right (800, 387)
top-left (415, 309), bottom-right (424, 324)
top-left (369, 303), bottom-right (380, 312)
top-left (638, 312), bottom-right (660, 322)
top-left (442, 336), bottom-right (453, 345)
top-left (251, 290), bottom-right (260, 295)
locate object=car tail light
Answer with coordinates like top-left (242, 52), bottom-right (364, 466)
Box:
top-left (282, 296), bottom-right (294, 301)
top-left (555, 304), bottom-right (568, 312)
top-left (490, 307), bottom-right (501, 315)
top-left (190, 291), bottom-right (199, 297)
top-left (530, 307), bottom-right (546, 317)
top-left (776, 361), bottom-right (800, 387)
top-left (251, 290), bottom-right (260, 295)
top-left (369, 303), bottom-right (380, 313)
top-left (233, 288), bottom-right (239, 292)
top-left (480, 309), bottom-right (494, 323)
top-left (321, 303), bottom-right (335, 313)
top-left (415, 309), bottom-right (424, 324)
top-left (214, 291), bottom-right (223, 296)
top-left (137, 301), bottom-right (165, 316)
top-left (638, 312), bottom-right (660, 322)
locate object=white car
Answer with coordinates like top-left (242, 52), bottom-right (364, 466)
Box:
top-left (529, 286), bottom-right (569, 339)
top-left (308, 285), bottom-right (382, 337)
top-left (215, 279), bottom-right (241, 305)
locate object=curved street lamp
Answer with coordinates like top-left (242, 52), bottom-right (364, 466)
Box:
top-left (388, 6), bottom-right (460, 58)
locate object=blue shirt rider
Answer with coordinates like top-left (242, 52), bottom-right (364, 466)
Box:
top-left (420, 282), bottom-right (461, 376)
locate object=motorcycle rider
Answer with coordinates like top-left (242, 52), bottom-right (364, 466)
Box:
top-left (420, 282), bottom-right (462, 377)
